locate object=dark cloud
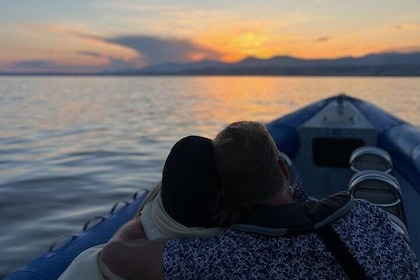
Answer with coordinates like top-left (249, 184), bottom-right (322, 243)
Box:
top-left (9, 35), bottom-right (223, 73)
top-left (314, 36), bottom-right (331, 42)
top-left (77, 51), bottom-right (102, 58)
top-left (392, 24), bottom-right (420, 31)
top-left (10, 59), bottom-right (102, 73)
top-left (13, 60), bottom-right (57, 69)
top-left (107, 35), bottom-right (223, 66)
top-left (107, 58), bottom-right (143, 72)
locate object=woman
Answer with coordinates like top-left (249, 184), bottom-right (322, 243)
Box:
top-left (59, 136), bottom-right (222, 280)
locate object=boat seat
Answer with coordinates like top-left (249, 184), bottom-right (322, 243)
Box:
top-left (348, 170), bottom-right (409, 240)
top-left (349, 146), bottom-right (393, 173)
top-left (387, 212), bottom-right (410, 242)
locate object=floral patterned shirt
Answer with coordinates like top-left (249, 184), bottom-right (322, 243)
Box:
top-left (163, 199), bottom-right (419, 279)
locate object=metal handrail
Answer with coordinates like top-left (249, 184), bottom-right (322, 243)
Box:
top-left (349, 146), bottom-right (393, 173)
top-left (349, 170), bottom-right (402, 208)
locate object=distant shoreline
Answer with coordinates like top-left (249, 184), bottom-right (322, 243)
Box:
top-left (2, 51), bottom-right (420, 77)
top-left (1, 73), bottom-right (420, 77)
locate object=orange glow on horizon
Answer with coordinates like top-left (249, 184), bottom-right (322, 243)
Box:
top-left (196, 31), bottom-right (413, 64)
top-left (196, 30), bottom-right (278, 63)
top-left (2, 16), bottom-right (420, 72)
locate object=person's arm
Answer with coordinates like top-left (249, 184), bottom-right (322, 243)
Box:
top-left (101, 216), bottom-right (166, 280)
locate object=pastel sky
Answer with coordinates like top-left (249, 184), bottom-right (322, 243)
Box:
top-left (1, 0), bottom-right (419, 73)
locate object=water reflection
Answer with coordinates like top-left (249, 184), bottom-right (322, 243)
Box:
top-left (186, 76), bottom-right (420, 129)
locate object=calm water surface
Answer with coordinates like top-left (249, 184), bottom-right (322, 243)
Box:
top-left (0, 76), bottom-right (419, 276)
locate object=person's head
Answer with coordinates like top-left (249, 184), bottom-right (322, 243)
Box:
top-left (160, 135), bottom-right (221, 228)
top-left (213, 121), bottom-right (287, 224)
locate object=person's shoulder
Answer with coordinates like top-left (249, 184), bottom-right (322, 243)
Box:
top-left (338, 198), bottom-right (396, 235)
top-left (348, 198), bottom-right (389, 219)
top-left (335, 199), bottom-right (419, 278)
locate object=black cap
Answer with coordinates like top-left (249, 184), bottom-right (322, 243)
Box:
top-left (161, 136), bottom-right (220, 227)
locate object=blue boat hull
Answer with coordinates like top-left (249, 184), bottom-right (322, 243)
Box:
top-left (266, 94), bottom-right (420, 258)
top-left (4, 193), bottom-right (148, 280)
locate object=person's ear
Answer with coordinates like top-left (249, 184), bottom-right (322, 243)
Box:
top-left (278, 158), bottom-right (289, 181)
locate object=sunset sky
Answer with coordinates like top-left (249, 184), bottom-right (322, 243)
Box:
top-left (1, 0), bottom-right (419, 73)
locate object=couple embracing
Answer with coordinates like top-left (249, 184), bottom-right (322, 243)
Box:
top-left (62, 121), bottom-right (418, 280)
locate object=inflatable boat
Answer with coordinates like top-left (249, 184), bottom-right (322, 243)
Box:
top-left (5, 94), bottom-right (420, 279)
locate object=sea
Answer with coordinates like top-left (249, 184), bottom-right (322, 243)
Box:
top-left (1, 76), bottom-right (419, 277)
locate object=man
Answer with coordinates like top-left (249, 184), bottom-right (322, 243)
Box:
top-left (102, 121), bottom-right (419, 279)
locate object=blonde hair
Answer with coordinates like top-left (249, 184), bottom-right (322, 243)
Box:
top-left (213, 121), bottom-right (285, 225)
